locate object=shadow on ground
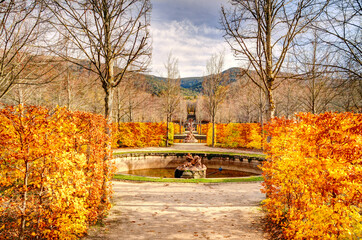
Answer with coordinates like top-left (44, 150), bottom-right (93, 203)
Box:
top-left (85, 181), bottom-right (267, 240)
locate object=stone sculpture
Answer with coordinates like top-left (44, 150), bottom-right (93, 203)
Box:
top-left (184, 119), bottom-right (198, 143)
top-left (174, 153), bottom-right (207, 178)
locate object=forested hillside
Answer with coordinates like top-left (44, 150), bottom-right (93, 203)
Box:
top-left (1, 55), bottom-right (360, 124)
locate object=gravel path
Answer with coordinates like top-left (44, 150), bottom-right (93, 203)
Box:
top-left (86, 144), bottom-right (267, 239)
top-left (85, 181), bottom-right (267, 240)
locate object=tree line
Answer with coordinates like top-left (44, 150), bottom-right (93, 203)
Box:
top-left (0, 0), bottom-right (360, 127)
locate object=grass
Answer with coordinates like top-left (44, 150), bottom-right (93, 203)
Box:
top-left (113, 174), bottom-right (264, 183)
top-left (113, 150), bottom-right (265, 159)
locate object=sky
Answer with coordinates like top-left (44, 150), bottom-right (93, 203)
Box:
top-left (150, 0), bottom-right (238, 78)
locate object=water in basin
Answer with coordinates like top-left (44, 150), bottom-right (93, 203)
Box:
top-left (121, 168), bottom-right (258, 178)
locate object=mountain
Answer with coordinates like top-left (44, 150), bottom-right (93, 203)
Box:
top-left (144, 67), bottom-right (244, 96)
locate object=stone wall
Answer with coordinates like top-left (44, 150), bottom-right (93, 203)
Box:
top-left (112, 153), bottom-right (264, 175)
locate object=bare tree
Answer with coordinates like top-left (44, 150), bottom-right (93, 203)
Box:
top-left (60, 35), bottom-right (74, 110)
top-left (294, 32), bottom-right (340, 113)
top-left (203, 53), bottom-right (228, 147)
top-left (221, 0), bottom-right (329, 120)
top-left (274, 79), bottom-right (302, 117)
top-left (0, 0), bottom-right (56, 100)
top-left (174, 99), bottom-right (187, 134)
top-left (113, 73), bottom-right (148, 123)
top-left (335, 77), bottom-right (362, 112)
top-left (160, 52), bottom-right (181, 147)
top-left (46, 0), bottom-right (151, 121)
top-left (317, 0), bottom-right (361, 80)
top-left (316, 0), bottom-right (361, 112)
top-left (45, 0), bottom-right (151, 214)
top-left (195, 96), bottom-right (208, 134)
top-left (231, 77), bottom-right (261, 122)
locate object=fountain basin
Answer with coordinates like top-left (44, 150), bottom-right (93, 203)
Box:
top-left (113, 152), bottom-right (264, 178)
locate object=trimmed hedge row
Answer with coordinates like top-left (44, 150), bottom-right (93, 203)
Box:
top-left (111, 122), bottom-right (174, 148)
top-left (206, 123), bottom-right (262, 149)
top-left (0, 105), bottom-right (113, 239)
top-left (262, 112), bottom-right (362, 239)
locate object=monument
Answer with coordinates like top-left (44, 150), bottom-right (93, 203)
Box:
top-left (174, 153), bottom-right (207, 179)
top-left (184, 119), bottom-right (198, 143)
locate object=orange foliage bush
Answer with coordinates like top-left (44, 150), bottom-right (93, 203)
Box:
top-left (206, 123), bottom-right (262, 149)
top-left (0, 105), bottom-right (113, 239)
top-left (112, 122), bottom-right (171, 148)
top-left (206, 123), bottom-right (214, 146)
top-left (262, 112), bottom-right (362, 239)
top-left (174, 123), bottom-right (185, 134)
top-left (215, 124), bottom-right (228, 145)
top-left (197, 124), bottom-right (208, 135)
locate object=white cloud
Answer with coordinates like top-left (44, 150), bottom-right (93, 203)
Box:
top-left (150, 20), bottom-right (239, 78)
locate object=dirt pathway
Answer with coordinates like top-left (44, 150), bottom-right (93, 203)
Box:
top-left (85, 181), bottom-right (267, 240)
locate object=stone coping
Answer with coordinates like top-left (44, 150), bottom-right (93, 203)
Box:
top-left (114, 151), bottom-right (265, 162)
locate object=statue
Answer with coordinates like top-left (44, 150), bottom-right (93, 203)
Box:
top-left (174, 153), bottom-right (207, 178)
top-left (184, 119), bottom-right (198, 143)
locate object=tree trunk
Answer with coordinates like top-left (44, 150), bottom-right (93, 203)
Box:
top-left (19, 161), bottom-right (29, 240)
top-left (66, 65), bottom-right (71, 110)
top-left (17, 85), bottom-right (24, 105)
top-left (104, 85), bottom-right (114, 123)
top-left (212, 117), bottom-right (215, 147)
top-left (265, 86), bottom-right (275, 121)
top-left (128, 103), bottom-right (133, 122)
top-left (265, 0), bottom-right (275, 121)
top-left (115, 87), bottom-right (121, 127)
top-left (311, 37), bottom-right (317, 114)
top-left (101, 84), bottom-right (113, 217)
top-left (37, 157), bottom-right (46, 236)
top-left (65, 41), bottom-right (72, 110)
top-left (259, 87), bottom-right (264, 150)
top-left (166, 115), bottom-right (169, 147)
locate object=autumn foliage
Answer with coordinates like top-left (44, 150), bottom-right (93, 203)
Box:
top-left (0, 105), bottom-right (114, 239)
top-left (112, 122), bottom-right (174, 148)
top-left (262, 112), bottom-right (362, 239)
top-left (206, 123), bottom-right (262, 149)
top-left (197, 124), bottom-right (208, 135)
top-left (174, 123), bottom-right (185, 134)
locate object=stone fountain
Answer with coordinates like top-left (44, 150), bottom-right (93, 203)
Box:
top-left (174, 153), bottom-right (207, 179)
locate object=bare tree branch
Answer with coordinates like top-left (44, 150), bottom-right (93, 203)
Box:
top-left (221, 0), bottom-right (329, 120)
top-left (160, 52), bottom-right (181, 147)
top-left (0, 1), bottom-right (56, 100)
top-left (202, 52), bottom-right (228, 147)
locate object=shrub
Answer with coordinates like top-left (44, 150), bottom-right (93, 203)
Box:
top-left (262, 112), bottom-right (362, 239)
top-left (112, 122), bottom-right (169, 148)
top-left (174, 123), bottom-right (185, 134)
top-left (0, 105), bottom-right (113, 239)
top-left (197, 124), bottom-right (208, 135)
top-left (206, 123), bottom-right (262, 149)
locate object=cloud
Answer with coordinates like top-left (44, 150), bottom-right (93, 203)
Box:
top-left (150, 20), bottom-right (238, 77)
top-left (149, 0), bottom-right (238, 77)
top-left (151, 0), bottom-right (228, 27)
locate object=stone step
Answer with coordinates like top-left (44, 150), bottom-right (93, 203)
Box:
top-left (174, 134), bottom-right (206, 140)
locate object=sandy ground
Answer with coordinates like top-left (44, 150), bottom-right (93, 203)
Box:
top-left (86, 144), bottom-right (267, 239)
top-left (85, 181), bottom-right (267, 240)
